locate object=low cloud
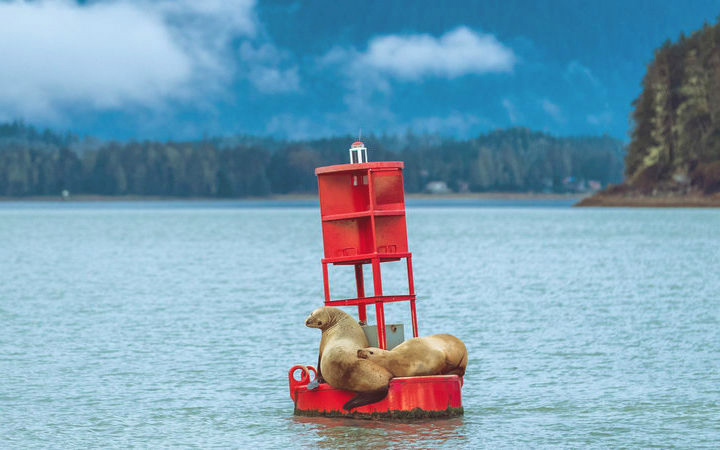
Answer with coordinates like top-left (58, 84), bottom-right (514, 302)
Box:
top-left (311, 27), bottom-right (513, 137)
top-left (360, 27), bottom-right (515, 80)
top-left (410, 112), bottom-right (490, 137)
top-left (0, 0), bottom-right (267, 121)
top-left (248, 67), bottom-right (300, 93)
top-left (502, 98), bottom-right (519, 124)
top-left (565, 61), bottom-right (600, 87)
top-left (240, 42), bottom-right (301, 93)
top-left (587, 111), bottom-right (613, 126)
top-left (265, 110), bottom-right (489, 141)
top-left (541, 99), bottom-right (564, 123)
top-left (265, 113), bottom-right (336, 140)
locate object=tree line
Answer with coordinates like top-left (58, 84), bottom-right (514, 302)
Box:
top-left (0, 121), bottom-right (624, 197)
top-left (625, 19), bottom-right (720, 194)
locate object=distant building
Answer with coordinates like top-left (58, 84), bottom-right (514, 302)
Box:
top-left (425, 181), bottom-right (452, 194)
top-left (588, 180), bottom-right (602, 191)
top-left (672, 172), bottom-right (690, 185)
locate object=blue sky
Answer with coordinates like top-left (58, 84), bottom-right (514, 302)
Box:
top-left (0, 0), bottom-right (719, 141)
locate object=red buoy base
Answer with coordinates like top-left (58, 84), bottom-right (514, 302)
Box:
top-left (289, 365), bottom-right (463, 420)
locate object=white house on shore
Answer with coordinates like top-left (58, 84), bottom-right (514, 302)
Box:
top-left (425, 181), bottom-right (451, 194)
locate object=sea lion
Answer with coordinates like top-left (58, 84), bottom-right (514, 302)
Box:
top-left (357, 333), bottom-right (468, 377)
top-left (305, 306), bottom-right (393, 410)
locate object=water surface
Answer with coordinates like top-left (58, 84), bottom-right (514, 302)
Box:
top-left (1, 202), bottom-right (718, 447)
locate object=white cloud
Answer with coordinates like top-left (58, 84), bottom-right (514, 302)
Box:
top-left (410, 112), bottom-right (490, 136)
top-left (0, 0), bottom-right (265, 121)
top-left (360, 26), bottom-right (515, 80)
top-left (248, 67), bottom-right (300, 93)
top-left (240, 42), bottom-right (301, 93)
top-left (502, 98), bottom-right (519, 124)
top-left (587, 111), bottom-right (613, 126)
top-left (541, 99), bottom-right (564, 123)
top-left (265, 113), bottom-right (336, 140)
top-left (317, 45), bottom-right (352, 67)
top-left (156, 0), bottom-right (257, 37)
top-left (265, 110), bottom-right (490, 141)
top-left (565, 61), bottom-right (600, 87)
top-left (311, 27), bottom-right (513, 137)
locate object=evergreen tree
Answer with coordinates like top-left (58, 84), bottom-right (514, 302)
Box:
top-left (0, 123), bottom-right (625, 197)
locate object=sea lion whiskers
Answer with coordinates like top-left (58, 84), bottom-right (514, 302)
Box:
top-left (357, 348), bottom-right (378, 359)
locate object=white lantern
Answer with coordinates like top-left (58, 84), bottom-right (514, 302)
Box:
top-left (348, 141), bottom-right (368, 164)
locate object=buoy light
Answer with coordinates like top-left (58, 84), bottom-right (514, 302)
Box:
top-left (349, 141), bottom-right (368, 164)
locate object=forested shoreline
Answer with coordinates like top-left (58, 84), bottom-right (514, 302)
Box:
top-left (0, 122), bottom-right (624, 198)
top-left (611, 21), bottom-right (720, 197)
top-left (578, 20), bottom-right (720, 207)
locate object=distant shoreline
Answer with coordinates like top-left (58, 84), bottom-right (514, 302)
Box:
top-left (15, 192), bottom-right (720, 207)
top-left (0, 192), bottom-right (588, 203)
top-left (576, 192), bottom-right (720, 207)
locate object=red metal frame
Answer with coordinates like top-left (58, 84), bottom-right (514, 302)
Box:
top-left (288, 152), bottom-right (464, 419)
top-left (316, 162), bottom-right (419, 348)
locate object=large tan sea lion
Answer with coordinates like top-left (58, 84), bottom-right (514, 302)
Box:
top-left (357, 333), bottom-right (467, 377)
top-left (305, 306), bottom-right (393, 410)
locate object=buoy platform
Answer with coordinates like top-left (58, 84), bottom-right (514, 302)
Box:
top-left (289, 365), bottom-right (463, 419)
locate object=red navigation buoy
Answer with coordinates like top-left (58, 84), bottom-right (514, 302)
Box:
top-left (289, 141), bottom-right (463, 419)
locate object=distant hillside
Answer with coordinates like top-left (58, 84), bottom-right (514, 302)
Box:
top-left (581, 20), bottom-right (720, 206)
top-left (0, 122), bottom-right (624, 198)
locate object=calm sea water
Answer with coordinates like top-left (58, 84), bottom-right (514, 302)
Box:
top-left (1, 201), bottom-right (718, 448)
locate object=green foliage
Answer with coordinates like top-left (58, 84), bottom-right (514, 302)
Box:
top-left (0, 122), bottom-right (624, 197)
top-left (294, 406), bottom-right (464, 420)
top-left (626, 19), bottom-right (720, 193)
top-left (400, 129), bottom-right (623, 193)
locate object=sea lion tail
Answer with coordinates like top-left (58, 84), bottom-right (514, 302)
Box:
top-left (342, 387), bottom-right (389, 411)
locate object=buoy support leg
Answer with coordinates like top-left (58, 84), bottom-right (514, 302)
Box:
top-left (322, 262), bottom-right (330, 303)
top-left (406, 255), bottom-right (418, 337)
top-left (410, 299), bottom-right (419, 338)
top-left (371, 257), bottom-right (387, 349)
top-left (375, 302), bottom-right (386, 349)
top-left (354, 264), bottom-right (367, 323)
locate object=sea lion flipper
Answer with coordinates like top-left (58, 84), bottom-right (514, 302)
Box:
top-left (308, 357), bottom-right (325, 390)
top-left (307, 374), bottom-right (326, 390)
top-left (342, 387), bottom-right (389, 411)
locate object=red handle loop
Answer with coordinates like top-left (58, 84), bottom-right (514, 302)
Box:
top-left (288, 365), bottom-right (317, 401)
top-left (306, 365), bottom-right (317, 382)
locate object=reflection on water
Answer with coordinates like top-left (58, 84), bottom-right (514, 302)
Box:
top-left (290, 416), bottom-right (468, 448)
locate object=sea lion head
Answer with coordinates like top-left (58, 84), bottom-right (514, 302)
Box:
top-left (305, 306), bottom-right (335, 330)
top-left (357, 347), bottom-right (383, 359)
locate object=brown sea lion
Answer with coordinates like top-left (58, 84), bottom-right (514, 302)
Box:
top-left (305, 306), bottom-right (393, 410)
top-left (357, 333), bottom-right (467, 377)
